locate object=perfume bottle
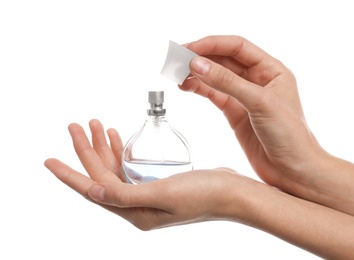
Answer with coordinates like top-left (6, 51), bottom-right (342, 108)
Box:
top-left (122, 91), bottom-right (193, 184)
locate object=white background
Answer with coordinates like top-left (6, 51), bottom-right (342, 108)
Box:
top-left (1, 1), bottom-right (353, 259)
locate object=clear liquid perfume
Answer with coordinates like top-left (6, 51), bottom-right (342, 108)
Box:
top-left (122, 91), bottom-right (193, 184)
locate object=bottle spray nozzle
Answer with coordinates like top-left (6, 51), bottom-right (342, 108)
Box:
top-left (147, 91), bottom-right (166, 116)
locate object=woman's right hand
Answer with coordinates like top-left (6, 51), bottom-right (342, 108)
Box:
top-left (180, 35), bottom-right (330, 202)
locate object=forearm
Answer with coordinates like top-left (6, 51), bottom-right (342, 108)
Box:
top-left (231, 177), bottom-right (354, 260)
top-left (289, 151), bottom-right (354, 216)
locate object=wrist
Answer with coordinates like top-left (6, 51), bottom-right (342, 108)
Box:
top-left (283, 148), bottom-right (354, 215)
top-left (235, 176), bottom-right (354, 260)
top-left (216, 173), bottom-right (270, 225)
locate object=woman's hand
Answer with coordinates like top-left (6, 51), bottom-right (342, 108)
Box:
top-left (44, 119), bottom-right (354, 259)
top-left (44, 119), bottom-right (248, 230)
top-left (180, 35), bottom-right (331, 202)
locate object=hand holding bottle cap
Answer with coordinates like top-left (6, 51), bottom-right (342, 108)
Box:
top-left (160, 40), bottom-right (198, 85)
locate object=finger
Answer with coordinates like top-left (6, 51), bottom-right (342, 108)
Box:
top-left (88, 182), bottom-right (178, 230)
top-left (89, 119), bottom-right (121, 176)
top-left (107, 127), bottom-right (125, 180)
top-left (44, 158), bottom-right (146, 224)
top-left (189, 56), bottom-right (264, 113)
top-left (187, 35), bottom-right (267, 69)
top-left (45, 158), bottom-right (172, 230)
top-left (180, 77), bottom-right (248, 125)
top-left (186, 36), bottom-right (284, 87)
top-left (88, 179), bottom-right (172, 210)
top-left (44, 158), bottom-right (94, 197)
top-left (180, 76), bottom-right (241, 111)
top-left (68, 123), bottom-right (117, 182)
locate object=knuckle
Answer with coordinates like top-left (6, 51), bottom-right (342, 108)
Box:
top-left (111, 188), bottom-right (132, 207)
top-left (215, 68), bottom-right (235, 89)
top-left (252, 90), bottom-right (276, 114)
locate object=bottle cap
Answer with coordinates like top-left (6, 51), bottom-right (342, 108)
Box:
top-left (160, 40), bottom-right (198, 85)
top-left (149, 91), bottom-right (164, 104)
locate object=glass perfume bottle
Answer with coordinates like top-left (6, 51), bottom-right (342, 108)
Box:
top-left (122, 91), bottom-right (193, 184)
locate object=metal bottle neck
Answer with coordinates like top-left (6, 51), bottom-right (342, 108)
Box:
top-left (147, 103), bottom-right (166, 116)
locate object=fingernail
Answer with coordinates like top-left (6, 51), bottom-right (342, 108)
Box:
top-left (90, 185), bottom-right (105, 201)
top-left (191, 57), bottom-right (210, 75)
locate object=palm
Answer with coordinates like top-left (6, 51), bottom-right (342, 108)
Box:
top-left (44, 119), bottom-right (246, 230)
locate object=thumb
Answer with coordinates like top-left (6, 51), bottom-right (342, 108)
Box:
top-left (88, 182), bottom-right (166, 209)
top-left (189, 56), bottom-right (263, 112)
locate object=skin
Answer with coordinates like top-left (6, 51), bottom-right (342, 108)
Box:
top-left (45, 36), bottom-right (354, 259)
top-left (182, 36), bottom-right (354, 216)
